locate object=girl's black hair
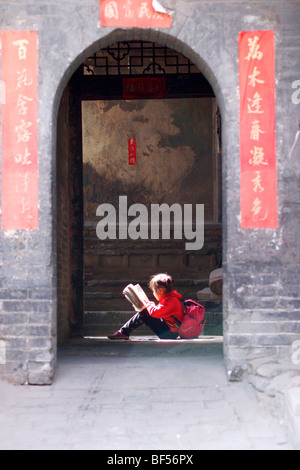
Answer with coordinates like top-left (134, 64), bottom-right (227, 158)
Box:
top-left (149, 273), bottom-right (174, 293)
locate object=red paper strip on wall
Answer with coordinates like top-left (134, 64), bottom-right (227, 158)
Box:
top-left (128, 139), bottom-right (137, 165)
top-left (123, 77), bottom-right (166, 99)
top-left (100, 0), bottom-right (172, 28)
top-left (239, 31), bottom-right (278, 229)
top-left (1, 31), bottom-right (38, 230)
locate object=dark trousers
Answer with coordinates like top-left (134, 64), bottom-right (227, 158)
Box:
top-left (121, 309), bottom-right (179, 340)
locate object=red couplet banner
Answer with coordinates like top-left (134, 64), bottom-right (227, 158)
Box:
top-left (128, 139), bottom-right (137, 165)
top-left (239, 31), bottom-right (278, 229)
top-left (1, 31), bottom-right (38, 230)
top-left (100, 0), bottom-right (172, 28)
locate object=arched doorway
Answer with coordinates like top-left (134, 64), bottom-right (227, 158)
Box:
top-left (56, 34), bottom-right (223, 346)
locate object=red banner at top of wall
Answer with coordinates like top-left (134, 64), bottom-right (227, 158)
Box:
top-left (100, 0), bottom-right (172, 28)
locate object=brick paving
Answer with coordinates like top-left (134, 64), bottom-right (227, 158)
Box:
top-left (0, 337), bottom-right (295, 450)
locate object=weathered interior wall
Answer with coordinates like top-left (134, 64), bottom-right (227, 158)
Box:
top-left (81, 96), bottom-right (220, 281)
top-left (82, 98), bottom-right (217, 221)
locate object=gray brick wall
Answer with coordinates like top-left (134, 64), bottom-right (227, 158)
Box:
top-left (0, 0), bottom-right (299, 383)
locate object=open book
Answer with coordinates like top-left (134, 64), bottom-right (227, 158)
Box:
top-left (122, 284), bottom-right (150, 312)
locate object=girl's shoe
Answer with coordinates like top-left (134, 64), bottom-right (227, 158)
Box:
top-left (108, 330), bottom-right (129, 340)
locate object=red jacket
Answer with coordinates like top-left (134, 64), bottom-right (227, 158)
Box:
top-left (145, 290), bottom-right (184, 333)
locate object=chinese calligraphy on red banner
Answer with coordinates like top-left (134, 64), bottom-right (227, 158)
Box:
top-left (1, 31), bottom-right (38, 230)
top-left (100, 0), bottom-right (172, 28)
top-left (128, 139), bottom-right (137, 165)
top-left (239, 31), bottom-right (278, 229)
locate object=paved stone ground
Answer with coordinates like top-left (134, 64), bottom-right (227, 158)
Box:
top-left (0, 337), bottom-right (296, 450)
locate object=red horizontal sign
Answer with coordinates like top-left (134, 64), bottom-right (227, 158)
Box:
top-left (100, 0), bottom-right (172, 28)
top-left (123, 77), bottom-right (166, 99)
top-left (239, 31), bottom-right (278, 229)
top-left (1, 31), bottom-right (39, 230)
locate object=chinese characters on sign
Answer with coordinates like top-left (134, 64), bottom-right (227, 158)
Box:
top-left (128, 139), bottom-right (137, 165)
top-left (100, 0), bottom-right (172, 28)
top-left (1, 31), bottom-right (38, 230)
top-left (239, 31), bottom-right (278, 229)
top-left (123, 77), bottom-right (166, 99)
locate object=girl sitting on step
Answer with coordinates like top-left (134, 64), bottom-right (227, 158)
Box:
top-left (108, 273), bottom-right (184, 340)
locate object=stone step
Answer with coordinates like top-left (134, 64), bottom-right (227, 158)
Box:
top-left (83, 306), bottom-right (223, 337)
top-left (84, 277), bottom-right (213, 311)
top-left (85, 278), bottom-right (209, 291)
top-left (84, 289), bottom-right (221, 312)
top-left (84, 271), bottom-right (213, 284)
top-left (84, 285), bottom-right (210, 300)
top-left (83, 310), bottom-right (152, 336)
top-left (84, 297), bottom-right (222, 312)
top-left (84, 276), bottom-right (222, 318)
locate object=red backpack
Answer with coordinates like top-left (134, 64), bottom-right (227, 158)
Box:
top-left (178, 299), bottom-right (205, 339)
